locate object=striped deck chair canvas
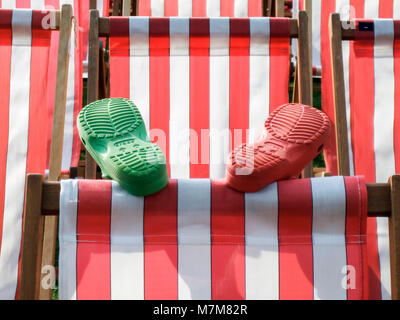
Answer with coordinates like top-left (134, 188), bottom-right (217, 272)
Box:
top-left (326, 5), bottom-right (400, 301)
top-left (109, 17), bottom-right (291, 179)
top-left (291, 0), bottom-right (400, 176)
top-left (0, 0), bottom-right (82, 173)
top-left (58, 176), bottom-right (368, 300)
top-left (136, 0), bottom-right (264, 17)
top-left (0, 8), bottom-right (64, 299)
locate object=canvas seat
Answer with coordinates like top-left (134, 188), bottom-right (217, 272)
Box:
top-left (83, 12), bottom-right (312, 179)
top-left (0, 5), bottom-right (72, 299)
top-left (19, 173), bottom-right (400, 299)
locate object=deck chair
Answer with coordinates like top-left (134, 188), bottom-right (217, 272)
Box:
top-left (84, 11), bottom-right (312, 179)
top-left (134, 0), bottom-right (265, 17)
top-left (0, 5), bottom-right (72, 299)
top-left (288, 0), bottom-right (400, 176)
top-left (330, 14), bottom-right (400, 300)
top-left (19, 173), bottom-right (400, 299)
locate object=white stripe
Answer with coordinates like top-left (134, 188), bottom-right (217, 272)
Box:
top-left (97, 0), bottom-right (104, 16)
top-left (234, 0), bottom-right (248, 17)
top-left (0, 10), bottom-right (32, 300)
top-left (31, 0), bottom-right (45, 9)
top-left (58, 180), bottom-right (78, 300)
top-left (364, 0), bottom-right (379, 18)
top-left (129, 17), bottom-right (150, 133)
top-left (245, 183), bottom-right (279, 300)
top-left (376, 217), bottom-right (391, 299)
top-left (291, 0), bottom-right (299, 64)
top-left (249, 18), bottom-right (270, 143)
top-left (61, 18), bottom-right (76, 171)
top-left (1, 0), bottom-right (16, 8)
top-left (373, 19), bottom-right (396, 183)
top-left (177, 179), bottom-right (211, 300)
top-left (169, 18), bottom-right (190, 178)
top-left (373, 19), bottom-right (394, 300)
top-left (178, 0), bottom-right (192, 16)
top-left (312, 0), bottom-right (322, 68)
top-left (207, 0), bottom-right (220, 17)
top-left (394, 0), bottom-right (400, 19)
top-left (209, 18), bottom-right (230, 178)
top-left (110, 182), bottom-right (144, 300)
top-left (311, 176), bottom-right (347, 300)
top-left (151, 0), bottom-right (164, 16)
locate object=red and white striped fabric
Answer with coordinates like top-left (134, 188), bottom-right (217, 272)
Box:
top-left (0, 9), bottom-right (52, 299)
top-left (109, 17), bottom-right (290, 179)
top-left (58, 176), bottom-right (368, 300)
top-left (80, 0), bottom-right (109, 65)
top-left (0, 0), bottom-right (82, 172)
top-left (136, 0), bottom-right (263, 17)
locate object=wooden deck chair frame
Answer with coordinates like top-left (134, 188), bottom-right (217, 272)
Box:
top-left (329, 13), bottom-right (362, 177)
top-left (114, 0), bottom-right (275, 17)
top-left (20, 173), bottom-right (400, 299)
top-left (36, 5), bottom-right (74, 301)
top-left (7, 5), bottom-right (74, 300)
top-left (83, 9), bottom-right (313, 179)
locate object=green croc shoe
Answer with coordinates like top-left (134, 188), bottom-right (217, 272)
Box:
top-left (77, 98), bottom-right (168, 196)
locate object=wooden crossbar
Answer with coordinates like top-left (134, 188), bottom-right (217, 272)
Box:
top-left (35, 178), bottom-right (392, 218)
top-left (96, 16), bottom-right (301, 38)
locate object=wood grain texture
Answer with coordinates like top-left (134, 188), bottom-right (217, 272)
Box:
top-left (389, 175), bottom-right (400, 299)
top-left (20, 175), bottom-right (45, 300)
top-left (86, 10), bottom-right (100, 179)
top-left (330, 13), bottom-right (350, 176)
top-left (40, 4), bottom-right (72, 301)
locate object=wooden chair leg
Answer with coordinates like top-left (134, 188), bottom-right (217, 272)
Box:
top-left (389, 175), bottom-right (400, 300)
top-left (85, 9), bottom-right (100, 179)
top-left (112, 0), bottom-right (121, 16)
top-left (39, 4), bottom-right (72, 300)
top-left (20, 175), bottom-right (45, 300)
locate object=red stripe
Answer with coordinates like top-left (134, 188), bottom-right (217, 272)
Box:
top-left (164, 0), bottom-right (178, 16)
top-left (278, 179), bottom-right (313, 300)
top-left (0, 9), bottom-right (12, 278)
top-left (149, 18), bottom-right (170, 176)
top-left (269, 18), bottom-right (290, 113)
top-left (344, 176), bottom-right (368, 300)
top-left (211, 180), bottom-right (245, 300)
top-left (76, 180), bottom-right (112, 300)
top-left (299, 0), bottom-right (304, 11)
top-left (192, 0), bottom-right (206, 17)
top-left (352, 22), bottom-right (375, 182)
top-left (190, 19), bottom-right (210, 178)
top-left (394, 21), bottom-right (400, 174)
top-left (144, 180), bottom-right (178, 300)
top-left (44, 0), bottom-right (61, 169)
top-left (16, 0), bottom-right (30, 8)
top-left (248, 0), bottom-right (262, 16)
top-left (320, 0), bottom-right (337, 174)
top-left (80, 0), bottom-right (90, 61)
top-left (138, 0), bottom-right (151, 16)
top-left (220, 0), bottom-right (234, 16)
top-left (379, 0), bottom-right (393, 18)
top-left (109, 17), bottom-right (130, 99)
top-left (230, 19), bottom-right (250, 152)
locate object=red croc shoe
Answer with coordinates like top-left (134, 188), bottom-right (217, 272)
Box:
top-left (225, 103), bottom-right (331, 192)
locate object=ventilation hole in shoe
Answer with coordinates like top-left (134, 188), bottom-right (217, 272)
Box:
top-left (317, 145), bottom-right (323, 153)
top-left (81, 138), bottom-right (86, 146)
